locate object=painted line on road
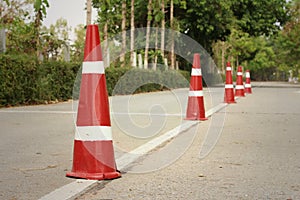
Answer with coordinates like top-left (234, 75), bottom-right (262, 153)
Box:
top-left (39, 101), bottom-right (229, 200)
top-left (112, 112), bottom-right (184, 117)
top-left (0, 110), bottom-right (184, 117)
top-left (0, 110), bottom-right (75, 114)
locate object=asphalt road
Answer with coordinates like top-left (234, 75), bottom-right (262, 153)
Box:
top-left (1, 82), bottom-right (300, 199)
top-left (0, 87), bottom-right (221, 200)
top-left (77, 82), bottom-right (300, 200)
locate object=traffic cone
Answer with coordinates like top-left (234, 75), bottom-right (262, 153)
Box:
top-left (244, 70), bottom-right (252, 94)
top-left (185, 53), bottom-right (207, 121)
top-left (224, 61), bottom-right (236, 103)
top-left (235, 66), bottom-right (245, 97)
top-left (66, 25), bottom-right (121, 180)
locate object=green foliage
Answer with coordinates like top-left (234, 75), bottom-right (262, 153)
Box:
top-left (0, 53), bottom-right (38, 106)
top-left (6, 18), bottom-right (36, 55)
top-left (0, 54), bottom-right (190, 107)
top-left (231, 0), bottom-right (290, 36)
top-left (106, 67), bottom-right (190, 96)
top-left (33, 0), bottom-right (49, 19)
top-left (183, 0), bottom-right (233, 50)
top-left (0, 53), bottom-right (80, 107)
top-left (273, 0), bottom-right (300, 78)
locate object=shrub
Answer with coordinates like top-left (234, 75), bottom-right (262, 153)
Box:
top-left (0, 54), bottom-right (38, 106)
top-left (0, 53), bottom-right (80, 107)
top-left (0, 55), bottom-right (190, 107)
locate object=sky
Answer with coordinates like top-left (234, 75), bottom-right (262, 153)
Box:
top-left (43, 0), bottom-right (97, 40)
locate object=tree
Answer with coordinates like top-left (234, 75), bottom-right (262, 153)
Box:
top-left (144, 0), bottom-right (152, 69)
top-left (231, 0), bottom-right (290, 36)
top-left (130, 0), bottom-right (135, 66)
top-left (0, 0), bottom-right (32, 27)
top-left (40, 18), bottom-right (71, 61)
top-left (71, 24), bottom-right (86, 62)
top-left (273, 0), bottom-right (300, 79)
top-left (33, 0), bottom-right (49, 57)
top-left (0, 0), bottom-right (34, 54)
top-left (6, 18), bottom-right (36, 54)
top-left (91, 0), bottom-right (290, 72)
top-left (170, 0), bottom-right (175, 69)
top-left (160, 0), bottom-right (165, 59)
top-left (86, 0), bottom-right (92, 25)
top-left (120, 0), bottom-right (127, 66)
top-left (182, 0), bottom-right (233, 51)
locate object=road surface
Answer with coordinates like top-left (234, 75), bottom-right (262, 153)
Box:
top-left (78, 82), bottom-right (300, 199)
top-left (1, 82), bottom-right (299, 199)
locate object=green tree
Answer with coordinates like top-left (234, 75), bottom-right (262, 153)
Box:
top-left (6, 18), bottom-right (36, 54)
top-left (33, 0), bottom-right (49, 57)
top-left (231, 0), bottom-right (290, 36)
top-left (71, 24), bottom-right (85, 62)
top-left (40, 18), bottom-right (71, 61)
top-left (273, 0), bottom-right (300, 79)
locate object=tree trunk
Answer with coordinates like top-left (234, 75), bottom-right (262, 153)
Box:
top-left (161, 0), bottom-right (165, 59)
top-left (153, 26), bottom-right (159, 70)
top-left (104, 22), bottom-right (109, 66)
top-left (86, 0), bottom-right (92, 25)
top-left (120, 0), bottom-right (127, 66)
top-left (221, 41), bottom-right (225, 73)
top-left (130, 0), bottom-right (135, 66)
top-left (35, 11), bottom-right (41, 59)
top-left (144, 0), bottom-right (152, 69)
top-left (170, 0), bottom-right (175, 70)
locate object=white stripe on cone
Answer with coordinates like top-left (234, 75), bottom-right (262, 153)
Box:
top-left (235, 85), bottom-right (244, 90)
top-left (75, 126), bottom-right (112, 141)
top-left (189, 90), bottom-right (204, 97)
top-left (82, 61), bottom-right (105, 74)
top-left (191, 68), bottom-right (202, 76)
top-left (226, 67), bottom-right (232, 71)
top-left (225, 84), bottom-right (234, 89)
top-left (237, 72), bottom-right (243, 76)
top-left (245, 83), bottom-right (251, 88)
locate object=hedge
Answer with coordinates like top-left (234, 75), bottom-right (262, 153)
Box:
top-left (0, 54), bottom-right (80, 107)
top-left (106, 67), bottom-right (190, 96)
top-left (0, 54), bottom-right (191, 107)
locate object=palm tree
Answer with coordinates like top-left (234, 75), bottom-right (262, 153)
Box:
top-left (160, 0), bottom-right (165, 60)
top-left (170, 0), bottom-right (175, 69)
top-left (130, 0), bottom-right (135, 66)
top-left (120, 0), bottom-right (126, 66)
top-left (86, 0), bottom-right (92, 25)
top-left (144, 0), bottom-right (152, 69)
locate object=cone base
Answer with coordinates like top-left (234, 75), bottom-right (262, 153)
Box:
top-left (235, 90), bottom-right (245, 97)
top-left (66, 171), bottom-right (121, 180)
top-left (224, 100), bottom-right (236, 104)
top-left (67, 140), bottom-right (120, 181)
top-left (185, 117), bottom-right (208, 121)
top-left (245, 89), bottom-right (252, 94)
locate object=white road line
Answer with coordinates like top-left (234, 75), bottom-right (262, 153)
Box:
top-left (0, 110), bottom-right (184, 117)
top-left (112, 112), bottom-right (184, 117)
top-left (38, 102), bottom-right (229, 200)
top-left (0, 110), bottom-right (75, 114)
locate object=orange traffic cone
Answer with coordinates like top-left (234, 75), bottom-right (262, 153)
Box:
top-left (224, 61), bottom-right (236, 103)
top-left (66, 25), bottom-right (121, 180)
top-left (235, 66), bottom-right (245, 97)
top-left (244, 70), bottom-right (252, 94)
top-left (185, 53), bottom-right (207, 121)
